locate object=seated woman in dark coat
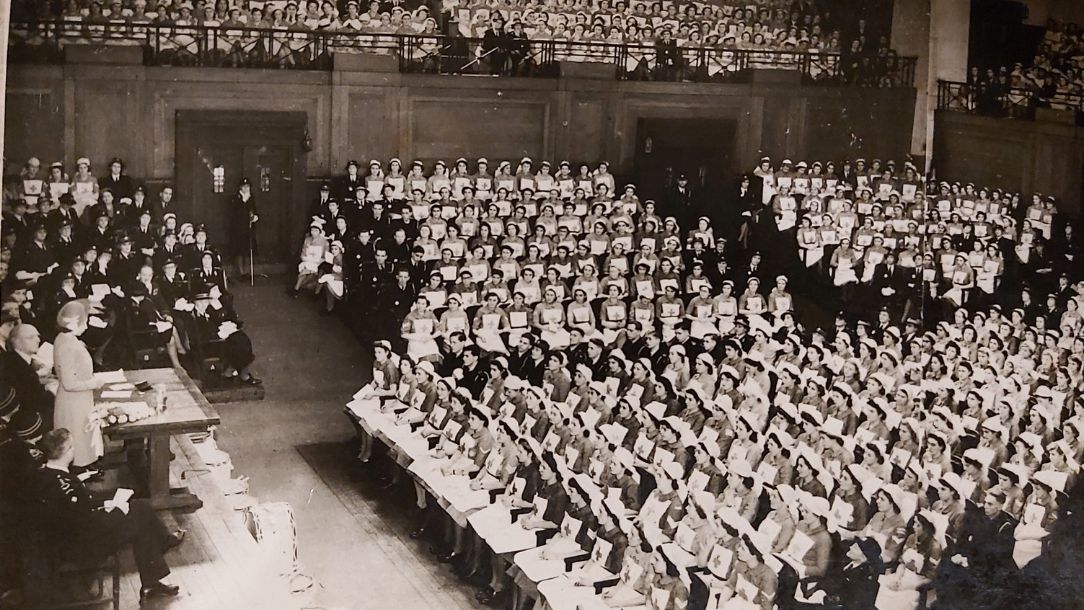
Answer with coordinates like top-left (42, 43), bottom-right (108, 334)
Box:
top-left (181, 288), bottom-right (261, 385)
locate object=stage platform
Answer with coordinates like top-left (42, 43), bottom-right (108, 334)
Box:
top-left (88, 369), bottom-right (306, 609)
top-left (110, 433), bottom-right (294, 609)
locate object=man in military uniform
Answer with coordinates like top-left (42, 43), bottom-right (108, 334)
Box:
top-left (34, 429), bottom-right (185, 603)
top-left (51, 219), bottom-right (81, 268)
top-left (377, 267), bottom-right (417, 346)
top-left (228, 178), bottom-right (258, 280)
top-left (346, 245), bottom-right (392, 339)
top-left (308, 183), bottom-right (333, 226)
top-left (941, 489), bottom-right (1017, 608)
top-left (404, 246), bottom-right (432, 292)
top-left (458, 345), bottom-right (489, 399)
top-left (12, 222), bottom-right (56, 288)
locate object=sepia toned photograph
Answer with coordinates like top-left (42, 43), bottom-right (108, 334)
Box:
top-left (1, 0), bottom-right (1083, 608)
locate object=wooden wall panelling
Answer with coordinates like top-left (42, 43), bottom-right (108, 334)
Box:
top-left (146, 70), bottom-right (331, 179)
top-left (404, 90), bottom-right (552, 165)
top-left (72, 79), bottom-right (144, 178)
top-left (1030, 127), bottom-right (1083, 210)
top-left (4, 69), bottom-right (66, 168)
top-left (786, 95), bottom-right (808, 161)
top-left (934, 113), bottom-right (1030, 194)
top-left (758, 94), bottom-right (793, 164)
top-left (5, 64), bottom-right (918, 196)
top-left (740, 96), bottom-right (765, 171)
top-left (565, 93), bottom-right (608, 165)
top-left (342, 87), bottom-right (398, 169)
top-left (800, 89), bottom-right (909, 164)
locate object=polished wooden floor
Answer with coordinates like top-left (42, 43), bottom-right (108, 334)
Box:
top-left (115, 278), bottom-right (478, 609)
top-left (115, 433), bottom-right (295, 609)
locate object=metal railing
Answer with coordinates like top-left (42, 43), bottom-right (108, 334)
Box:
top-left (937, 79), bottom-right (1084, 123)
top-left (8, 19), bottom-right (916, 87)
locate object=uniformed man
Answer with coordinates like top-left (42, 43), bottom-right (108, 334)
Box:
top-left (51, 219), bottom-right (81, 268)
top-left (33, 429), bottom-right (185, 603)
top-left (229, 178), bottom-right (259, 279)
top-left (459, 345), bottom-right (490, 399)
top-left (378, 267), bottom-right (417, 344)
top-left (942, 489), bottom-right (1017, 607)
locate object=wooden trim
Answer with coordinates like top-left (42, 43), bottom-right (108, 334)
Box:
top-left (175, 109), bottom-right (309, 128)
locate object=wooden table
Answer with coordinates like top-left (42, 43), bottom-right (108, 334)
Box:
top-left (100, 368), bottom-right (221, 511)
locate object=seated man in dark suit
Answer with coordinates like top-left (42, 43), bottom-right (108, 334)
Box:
top-left (34, 429), bottom-right (185, 603)
top-left (3, 323), bottom-right (55, 431)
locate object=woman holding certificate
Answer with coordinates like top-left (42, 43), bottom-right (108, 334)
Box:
top-left (52, 300), bottom-right (106, 468)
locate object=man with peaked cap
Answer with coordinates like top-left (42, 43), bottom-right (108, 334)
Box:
top-left (4, 199), bottom-right (32, 244)
top-left (50, 218), bottom-right (81, 268)
top-left (309, 182), bottom-right (333, 223)
top-left (183, 289), bottom-right (261, 385)
top-left (228, 177), bottom-right (259, 280)
top-left (110, 234), bottom-right (143, 287)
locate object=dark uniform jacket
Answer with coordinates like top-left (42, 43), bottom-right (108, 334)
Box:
top-left (2, 351), bottom-right (54, 427)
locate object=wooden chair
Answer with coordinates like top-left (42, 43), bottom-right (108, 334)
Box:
top-left (19, 523), bottom-right (121, 610)
top-left (50, 553), bottom-right (121, 610)
top-left (125, 317), bottom-right (170, 369)
top-left (190, 337), bottom-right (226, 387)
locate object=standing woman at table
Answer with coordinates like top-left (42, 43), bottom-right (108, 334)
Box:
top-left (53, 300), bottom-right (105, 468)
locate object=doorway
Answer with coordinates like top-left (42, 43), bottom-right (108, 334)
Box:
top-left (175, 111), bottom-right (308, 266)
top-left (634, 118), bottom-right (736, 207)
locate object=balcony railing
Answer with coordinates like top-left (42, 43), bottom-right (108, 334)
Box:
top-left (8, 19), bottom-right (916, 87)
top-left (936, 79), bottom-right (1084, 124)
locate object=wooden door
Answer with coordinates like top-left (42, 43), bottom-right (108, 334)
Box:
top-left (242, 145), bottom-right (292, 263)
top-left (186, 143), bottom-right (243, 254)
top-left (175, 110), bottom-right (309, 269)
top-left (634, 118), bottom-right (735, 204)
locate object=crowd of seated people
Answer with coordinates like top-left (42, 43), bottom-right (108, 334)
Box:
top-left (746, 156), bottom-right (1074, 324)
top-left (957, 19), bottom-right (1084, 118)
top-left (294, 154), bottom-right (1084, 609)
top-left (0, 154), bottom-right (255, 603)
top-left (1, 154), bottom-right (262, 388)
top-left (437, 0), bottom-right (899, 83)
top-left (8, 0), bottom-right (905, 83)
top-left (9, 0), bottom-right (442, 66)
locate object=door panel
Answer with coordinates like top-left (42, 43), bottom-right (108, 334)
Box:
top-left (188, 144), bottom-right (242, 256)
top-left (243, 146), bottom-right (291, 263)
top-left (175, 111), bottom-right (308, 268)
top-left (635, 118), bottom-right (735, 204)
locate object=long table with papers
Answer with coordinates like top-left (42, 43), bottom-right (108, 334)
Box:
top-left (344, 381), bottom-right (803, 610)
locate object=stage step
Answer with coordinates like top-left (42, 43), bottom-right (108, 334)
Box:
top-left (199, 381), bottom-right (266, 404)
